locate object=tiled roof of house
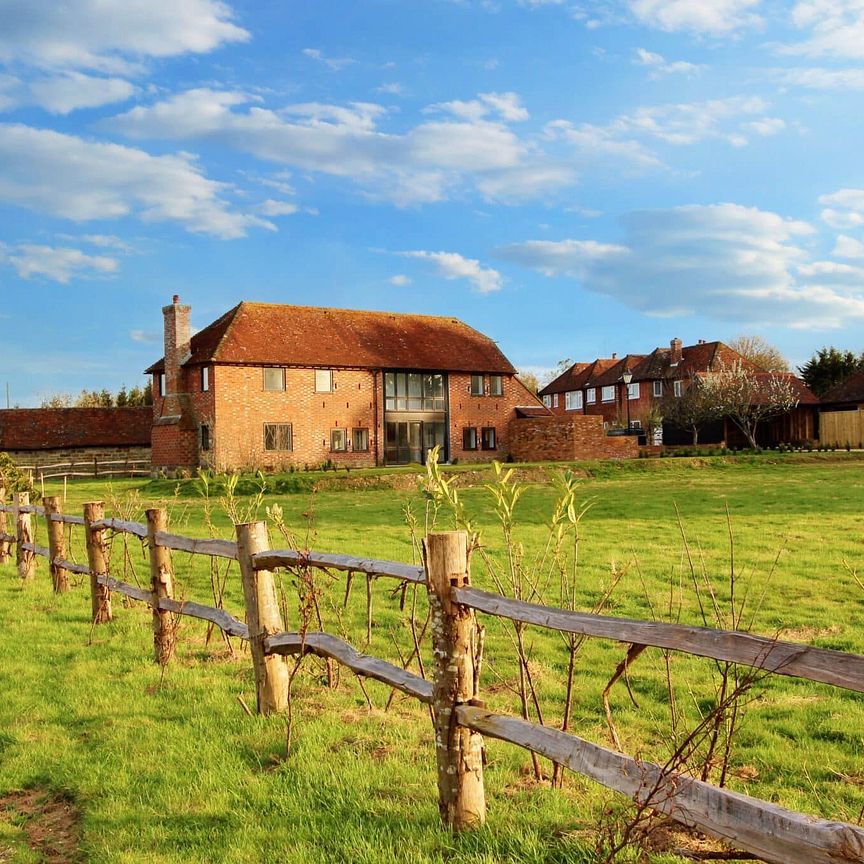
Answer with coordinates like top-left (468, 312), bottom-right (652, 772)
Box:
top-left (0, 407), bottom-right (152, 451)
top-left (541, 341), bottom-right (759, 395)
top-left (821, 371), bottom-right (864, 405)
top-left (146, 302), bottom-right (516, 375)
top-left (745, 373), bottom-right (820, 406)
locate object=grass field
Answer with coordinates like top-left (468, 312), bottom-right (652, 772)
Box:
top-left (1, 453), bottom-right (863, 862)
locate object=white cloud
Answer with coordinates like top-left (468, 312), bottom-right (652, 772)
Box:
top-left (258, 199), bottom-right (298, 216)
top-left (499, 203), bottom-right (864, 328)
top-left (833, 234), bottom-right (864, 258)
top-left (634, 48), bottom-right (703, 76)
top-left (426, 91), bottom-right (529, 122)
top-left (130, 329), bottom-right (160, 343)
top-left (0, 71), bottom-right (135, 114)
top-left (1, 243), bottom-right (118, 283)
top-left (820, 188), bottom-right (864, 228)
top-left (399, 250), bottom-right (502, 293)
top-left (0, 0), bottom-right (249, 73)
top-left (773, 66), bottom-right (864, 89)
top-left (0, 123), bottom-right (271, 238)
top-left (389, 274), bottom-right (412, 286)
top-left (107, 88), bottom-right (570, 205)
top-left (80, 234), bottom-right (131, 250)
top-left (376, 83), bottom-right (404, 95)
top-left (742, 117), bottom-right (786, 136)
top-left (780, 0), bottom-right (864, 60)
top-left (302, 47), bottom-right (355, 71)
top-left (628, 0), bottom-right (762, 34)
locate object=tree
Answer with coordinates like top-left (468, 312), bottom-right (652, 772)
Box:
top-left (516, 370), bottom-right (540, 395)
top-left (700, 362), bottom-right (799, 449)
top-left (659, 376), bottom-right (722, 445)
top-left (541, 357), bottom-right (573, 387)
top-left (39, 382), bottom-right (152, 408)
top-left (728, 335), bottom-right (789, 372)
top-left (798, 347), bottom-right (864, 397)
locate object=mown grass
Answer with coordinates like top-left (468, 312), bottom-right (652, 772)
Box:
top-left (2, 454), bottom-right (864, 862)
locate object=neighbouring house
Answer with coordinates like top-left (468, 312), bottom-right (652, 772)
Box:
top-left (146, 296), bottom-right (550, 471)
top-left (819, 372), bottom-right (864, 447)
top-left (539, 338), bottom-right (818, 447)
top-left (0, 407), bottom-right (152, 471)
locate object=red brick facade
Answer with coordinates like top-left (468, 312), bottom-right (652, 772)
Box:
top-left (508, 415), bottom-right (638, 462)
top-left (147, 299), bottom-right (551, 471)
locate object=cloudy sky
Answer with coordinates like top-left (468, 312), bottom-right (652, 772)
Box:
top-left (2, 0), bottom-right (864, 405)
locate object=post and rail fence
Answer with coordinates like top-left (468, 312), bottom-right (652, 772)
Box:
top-left (1, 489), bottom-right (864, 863)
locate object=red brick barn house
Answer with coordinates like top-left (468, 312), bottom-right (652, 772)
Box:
top-left (539, 338), bottom-right (818, 446)
top-left (146, 297), bottom-right (545, 472)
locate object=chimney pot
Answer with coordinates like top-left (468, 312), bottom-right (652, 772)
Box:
top-left (173, 294), bottom-right (180, 304)
top-left (611, 352), bottom-right (617, 360)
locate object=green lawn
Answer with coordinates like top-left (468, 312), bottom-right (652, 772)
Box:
top-left (1, 454), bottom-right (863, 862)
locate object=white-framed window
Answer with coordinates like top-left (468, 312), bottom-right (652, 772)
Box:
top-left (331, 428), bottom-right (347, 452)
top-left (470, 374), bottom-right (484, 396)
top-left (263, 367), bottom-right (285, 392)
top-left (553, 393), bottom-right (559, 408)
top-left (653, 380), bottom-right (663, 398)
top-left (601, 385), bottom-right (616, 402)
top-left (542, 394), bottom-right (552, 408)
top-left (586, 387), bottom-right (596, 404)
top-left (201, 366), bottom-right (210, 392)
top-left (565, 390), bottom-right (583, 411)
top-left (264, 423), bottom-right (292, 451)
top-left (628, 382), bottom-right (640, 400)
top-left (315, 369), bottom-right (333, 393)
top-left (630, 419), bottom-right (642, 429)
top-left (674, 379), bottom-right (684, 398)
top-left (490, 375), bottom-right (503, 396)
top-left (157, 373), bottom-right (166, 398)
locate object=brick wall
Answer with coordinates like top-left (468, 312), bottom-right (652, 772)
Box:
top-left (8, 445), bottom-right (151, 471)
top-left (508, 415), bottom-right (638, 462)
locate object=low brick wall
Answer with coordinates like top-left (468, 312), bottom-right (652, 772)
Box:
top-left (8, 446), bottom-right (151, 472)
top-left (508, 416), bottom-right (638, 462)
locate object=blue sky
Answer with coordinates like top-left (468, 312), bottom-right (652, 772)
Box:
top-left (2, 0), bottom-right (864, 406)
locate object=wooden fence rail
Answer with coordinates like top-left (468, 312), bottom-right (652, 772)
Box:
top-left (17, 458), bottom-right (151, 481)
top-left (1, 499), bottom-right (864, 863)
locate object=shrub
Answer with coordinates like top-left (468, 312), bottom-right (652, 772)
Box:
top-left (0, 453), bottom-right (38, 501)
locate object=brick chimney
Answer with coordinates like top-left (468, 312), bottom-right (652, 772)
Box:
top-left (670, 337), bottom-right (683, 365)
top-left (162, 295), bottom-right (191, 416)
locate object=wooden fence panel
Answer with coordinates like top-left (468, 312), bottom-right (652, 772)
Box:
top-left (821, 410), bottom-right (864, 447)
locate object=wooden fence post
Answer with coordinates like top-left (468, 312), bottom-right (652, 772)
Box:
top-left (83, 502), bottom-right (112, 624)
top-left (0, 486), bottom-right (9, 565)
top-left (146, 508), bottom-right (175, 666)
top-left (425, 531), bottom-right (486, 831)
top-left (14, 491), bottom-right (35, 581)
top-left (43, 496), bottom-right (69, 593)
top-left (235, 520), bottom-right (290, 714)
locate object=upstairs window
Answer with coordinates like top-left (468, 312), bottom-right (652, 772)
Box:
top-left (315, 369), bottom-right (333, 392)
top-left (158, 373), bottom-right (166, 398)
top-left (653, 380), bottom-right (663, 398)
top-left (481, 427), bottom-right (497, 450)
top-left (463, 427), bottom-right (478, 450)
top-left (542, 394), bottom-right (551, 408)
top-left (490, 375), bottom-right (503, 396)
top-left (586, 387), bottom-right (596, 404)
top-left (674, 379), bottom-right (684, 398)
top-left (601, 385), bottom-right (616, 402)
top-left (384, 372), bottom-right (445, 411)
top-left (470, 374), bottom-right (484, 396)
top-left (201, 367), bottom-right (210, 392)
top-left (628, 382), bottom-right (640, 400)
top-left (263, 368), bottom-right (285, 392)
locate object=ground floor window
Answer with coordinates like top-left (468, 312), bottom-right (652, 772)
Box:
top-left (481, 427), bottom-right (497, 450)
top-left (264, 423), bottom-right (292, 451)
top-left (385, 420), bottom-right (446, 464)
top-left (463, 427), bottom-right (478, 450)
top-left (331, 428), bottom-right (347, 452)
top-left (200, 424), bottom-right (211, 451)
top-left (352, 428), bottom-right (369, 451)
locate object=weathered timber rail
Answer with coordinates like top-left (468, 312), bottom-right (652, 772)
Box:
top-left (1, 494), bottom-right (863, 863)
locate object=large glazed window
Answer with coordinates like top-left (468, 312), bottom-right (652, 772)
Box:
top-left (384, 372), bottom-right (445, 411)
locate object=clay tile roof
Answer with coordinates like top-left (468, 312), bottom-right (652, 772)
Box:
top-left (592, 355), bottom-right (647, 388)
top-left (757, 373), bottom-right (820, 406)
top-left (539, 358), bottom-right (618, 396)
top-left (515, 405), bottom-right (552, 418)
top-left (821, 371), bottom-right (864, 405)
top-left (0, 407), bottom-right (152, 451)
top-left (147, 302), bottom-right (516, 375)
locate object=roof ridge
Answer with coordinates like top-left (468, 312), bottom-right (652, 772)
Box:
top-left (236, 300), bottom-right (467, 325)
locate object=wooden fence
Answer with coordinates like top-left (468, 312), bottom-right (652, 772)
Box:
top-left (16, 457), bottom-right (151, 481)
top-left (1, 487), bottom-right (864, 863)
top-left (821, 409), bottom-right (864, 448)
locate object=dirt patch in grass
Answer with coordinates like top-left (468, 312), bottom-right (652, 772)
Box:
top-left (0, 789), bottom-right (82, 863)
